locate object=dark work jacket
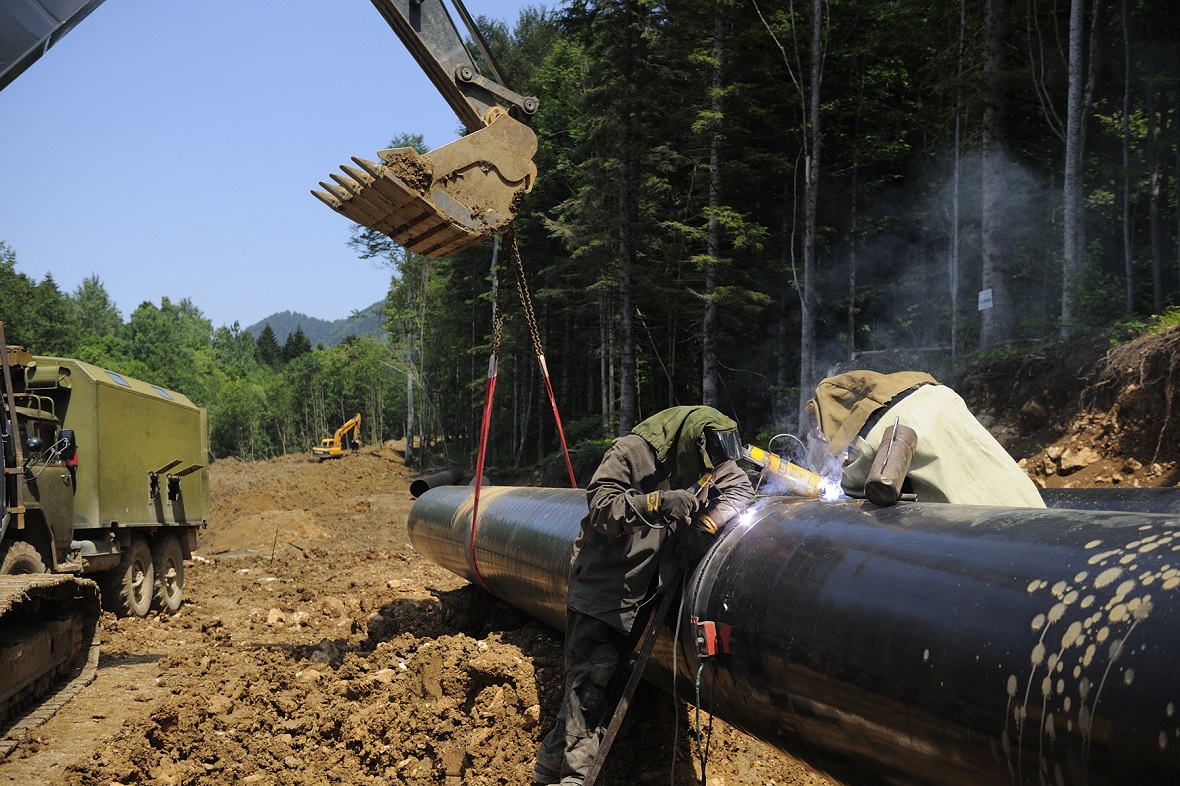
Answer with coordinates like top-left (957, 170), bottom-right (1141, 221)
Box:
top-left (565, 434), bottom-right (755, 634)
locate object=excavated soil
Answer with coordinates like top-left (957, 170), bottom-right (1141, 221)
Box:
top-left (0, 446), bottom-right (830, 786)
top-left (3, 327), bottom-right (1179, 786)
top-left (960, 329), bottom-right (1180, 489)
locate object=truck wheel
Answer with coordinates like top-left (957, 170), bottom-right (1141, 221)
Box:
top-left (0, 541), bottom-right (47, 574)
top-left (151, 534), bottom-right (184, 614)
top-left (102, 536), bottom-right (154, 617)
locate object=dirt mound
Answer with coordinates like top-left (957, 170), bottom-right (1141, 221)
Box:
top-left (959, 328), bottom-right (1180, 489)
top-left (1, 445), bottom-right (826, 786)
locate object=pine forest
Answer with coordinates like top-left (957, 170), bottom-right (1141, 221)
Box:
top-left (2, 0), bottom-right (1178, 473)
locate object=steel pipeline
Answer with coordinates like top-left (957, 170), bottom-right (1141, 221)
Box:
top-left (408, 486), bottom-right (1180, 786)
top-left (1042, 487), bottom-right (1180, 515)
top-left (409, 467), bottom-right (465, 499)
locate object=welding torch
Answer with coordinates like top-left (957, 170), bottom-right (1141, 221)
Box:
top-left (741, 444), bottom-right (826, 498)
top-left (687, 460), bottom-right (734, 533)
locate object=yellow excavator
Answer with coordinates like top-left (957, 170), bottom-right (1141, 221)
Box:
top-left (312, 0), bottom-right (540, 258)
top-left (313, 413), bottom-right (363, 461)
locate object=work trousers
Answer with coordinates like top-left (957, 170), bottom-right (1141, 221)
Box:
top-left (535, 610), bottom-right (632, 784)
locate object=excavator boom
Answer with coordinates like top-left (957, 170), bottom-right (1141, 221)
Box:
top-left (312, 0), bottom-right (539, 258)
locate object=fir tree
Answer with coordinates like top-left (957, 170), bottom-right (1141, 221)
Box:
top-left (256, 323), bottom-right (282, 368)
top-left (283, 325), bottom-right (312, 361)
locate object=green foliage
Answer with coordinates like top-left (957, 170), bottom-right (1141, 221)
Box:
top-left (1108, 307), bottom-right (1180, 346)
top-left (123, 297), bottom-right (212, 397)
top-left (73, 275), bottom-right (123, 339)
top-left (283, 326), bottom-right (312, 362)
top-left (256, 323), bottom-right (282, 369)
top-left (3, 0), bottom-right (1179, 464)
top-left (244, 304), bottom-right (386, 349)
top-left (0, 243), bottom-right (81, 353)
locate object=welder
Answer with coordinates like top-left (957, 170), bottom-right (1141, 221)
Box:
top-left (533, 406), bottom-right (756, 785)
top-left (806, 370), bottom-right (1045, 507)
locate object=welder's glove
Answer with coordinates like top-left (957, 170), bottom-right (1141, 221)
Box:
top-left (677, 509), bottom-right (726, 566)
top-left (654, 489), bottom-right (700, 523)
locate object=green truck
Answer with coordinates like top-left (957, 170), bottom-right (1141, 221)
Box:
top-left (1, 343), bottom-right (207, 614)
top-left (0, 334), bottom-right (208, 727)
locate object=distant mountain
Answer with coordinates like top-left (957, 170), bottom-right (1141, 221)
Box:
top-left (244, 301), bottom-right (388, 348)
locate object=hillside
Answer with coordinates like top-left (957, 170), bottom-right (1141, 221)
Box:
top-left (958, 327), bottom-right (1180, 489)
top-left (244, 301), bottom-right (388, 348)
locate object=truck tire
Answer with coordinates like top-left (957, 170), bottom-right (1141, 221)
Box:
top-left (102, 536), bottom-right (154, 617)
top-left (151, 534), bottom-right (184, 614)
top-left (0, 541), bottom-right (47, 574)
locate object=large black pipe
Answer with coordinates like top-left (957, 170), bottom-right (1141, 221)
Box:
top-left (408, 486), bottom-right (1180, 786)
top-left (1042, 487), bottom-right (1180, 514)
top-left (409, 467), bottom-right (465, 499)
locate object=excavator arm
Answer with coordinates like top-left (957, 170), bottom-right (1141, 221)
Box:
top-left (337, 413), bottom-right (362, 446)
top-left (312, 0), bottom-right (540, 258)
top-left (1, 0), bottom-right (536, 259)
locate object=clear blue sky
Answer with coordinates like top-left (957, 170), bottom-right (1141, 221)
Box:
top-left (0, 0), bottom-right (541, 329)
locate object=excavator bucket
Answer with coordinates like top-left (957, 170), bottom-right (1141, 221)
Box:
top-left (313, 111), bottom-right (537, 258)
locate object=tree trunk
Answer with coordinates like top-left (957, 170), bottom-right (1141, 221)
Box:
top-left (981, 0), bottom-right (1016, 348)
top-left (1147, 83), bottom-right (1164, 314)
top-left (775, 179), bottom-right (791, 426)
top-left (1121, 0), bottom-right (1134, 314)
top-left (617, 0), bottom-right (640, 435)
top-left (599, 294), bottom-right (609, 423)
top-left (405, 323), bottom-right (416, 466)
top-left (702, 4), bottom-right (724, 408)
top-left (1060, 0), bottom-right (1085, 337)
top-left (951, 0), bottom-right (966, 355)
top-left (796, 0), bottom-right (824, 427)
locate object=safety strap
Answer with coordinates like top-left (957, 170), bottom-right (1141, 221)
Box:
top-left (469, 239), bottom-right (506, 595)
top-left (505, 225), bottom-right (578, 489)
top-left (469, 227), bottom-right (579, 595)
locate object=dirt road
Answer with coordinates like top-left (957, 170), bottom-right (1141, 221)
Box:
top-left (0, 447), bottom-right (827, 786)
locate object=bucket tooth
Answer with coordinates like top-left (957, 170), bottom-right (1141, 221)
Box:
top-left (352, 156), bottom-right (384, 178)
top-left (329, 174), bottom-right (363, 195)
top-left (320, 181), bottom-right (387, 230)
top-left (341, 165), bottom-right (374, 186)
top-left (312, 190), bottom-right (341, 209)
top-left (320, 181), bottom-right (351, 202)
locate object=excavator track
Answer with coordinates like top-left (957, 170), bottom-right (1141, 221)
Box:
top-left (0, 574), bottom-right (101, 757)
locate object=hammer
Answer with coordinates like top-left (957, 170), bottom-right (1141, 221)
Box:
top-left (864, 418), bottom-right (918, 506)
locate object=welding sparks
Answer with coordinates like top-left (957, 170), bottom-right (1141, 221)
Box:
top-left (820, 479), bottom-right (847, 502)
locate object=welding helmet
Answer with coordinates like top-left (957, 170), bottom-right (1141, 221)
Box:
top-left (633, 406), bottom-right (739, 486)
top-left (703, 426), bottom-right (742, 469)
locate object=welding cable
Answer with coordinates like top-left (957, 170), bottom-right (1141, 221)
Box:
top-left (668, 573), bottom-right (688, 786)
top-left (622, 490), bottom-right (672, 530)
top-left (692, 660), bottom-right (718, 785)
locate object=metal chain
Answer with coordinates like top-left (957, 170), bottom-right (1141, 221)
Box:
top-left (506, 224), bottom-right (544, 359)
top-left (490, 234), bottom-right (505, 355)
